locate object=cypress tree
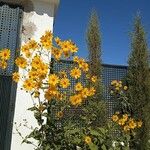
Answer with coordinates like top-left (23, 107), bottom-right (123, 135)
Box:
top-left (127, 15), bottom-right (150, 149)
top-left (85, 10), bottom-right (107, 126)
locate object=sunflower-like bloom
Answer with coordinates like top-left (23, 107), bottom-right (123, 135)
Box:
top-left (12, 72), bottom-right (20, 82)
top-left (70, 94), bottom-right (82, 106)
top-left (23, 79), bottom-right (35, 91)
top-left (75, 82), bottom-right (83, 91)
top-left (84, 136), bottom-right (92, 144)
top-left (70, 67), bottom-right (81, 79)
top-left (15, 56), bottom-right (27, 69)
top-left (60, 78), bottom-right (70, 88)
top-left (0, 49), bottom-right (10, 60)
top-left (48, 74), bottom-right (59, 86)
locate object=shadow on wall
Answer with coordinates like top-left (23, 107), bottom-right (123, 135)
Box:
top-left (0, 0), bottom-right (56, 17)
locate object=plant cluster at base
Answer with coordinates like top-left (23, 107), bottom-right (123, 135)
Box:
top-left (110, 80), bottom-right (132, 114)
top-left (112, 112), bottom-right (142, 132)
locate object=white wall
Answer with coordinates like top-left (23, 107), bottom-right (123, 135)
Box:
top-left (11, 1), bottom-right (57, 150)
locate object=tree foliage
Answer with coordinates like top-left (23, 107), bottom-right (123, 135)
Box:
top-left (127, 15), bottom-right (150, 149)
top-left (86, 10), bottom-right (107, 126)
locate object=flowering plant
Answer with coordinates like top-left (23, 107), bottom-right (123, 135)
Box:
top-left (13, 31), bottom-right (100, 150)
top-left (0, 48), bottom-right (10, 69)
top-left (110, 80), bottom-right (132, 114)
top-left (1, 31), bottom-right (143, 150)
top-left (110, 80), bottom-right (143, 150)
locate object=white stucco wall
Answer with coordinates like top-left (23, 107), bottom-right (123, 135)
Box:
top-left (11, 0), bottom-right (59, 150)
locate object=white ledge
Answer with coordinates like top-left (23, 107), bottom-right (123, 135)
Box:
top-left (0, 0), bottom-right (60, 15)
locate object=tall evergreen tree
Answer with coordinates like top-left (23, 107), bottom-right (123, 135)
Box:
top-left (86, 10), bottom-right (103, 99)
top-left (85, 10), bottom-right (107, 126)
top-left (127, 15), bottom-right (150, 149)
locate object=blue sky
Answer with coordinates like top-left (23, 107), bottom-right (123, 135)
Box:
top-left (54, 0), bottom-right (150, 65)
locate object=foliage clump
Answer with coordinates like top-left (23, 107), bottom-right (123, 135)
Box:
top-left (127, 15), bottom-right (150, 149)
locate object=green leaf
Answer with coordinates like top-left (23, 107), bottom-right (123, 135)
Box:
top-left (98, 127), bottom-right (106, 135)
top-left (73, 138), bottom-right (82, 144)
top-left (101, 144), bottom-right (107, 150)
top-left (28, 106), bottom-right (38, 111)
top-left (89, 143), bottom-right (98, 150)
top-left (22, 139), bottom-right (32, 144)
top-left (42, 112), bottom-right (48, 117)
top-left (89, 129), bottom-right (101, 136)
top-left (45, 144), bottom-right (51, 150)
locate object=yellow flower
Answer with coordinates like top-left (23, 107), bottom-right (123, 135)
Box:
top-left (38, 63), bottom-right (48, 77)
top-left (70, 44), bottom-right (78, 53)
top-left (61, 41), bottom-right (71, 52)
top-left (34, 91), bottom-right (40, 98)
top-left (123, 125), bottom-right (130, 132)
top-left (88, 87), bottom-right (96, 96)
top-left (40, 33), bottom-right (52, 49)
top-left (111, 80), bottom-right (117, 85)
top-left (0, 60), bottom-right (7, 69)
top-left (91, 76), bottom-right (98, 83)
top-left (28, 70), bottom-right (38, 80)
top-left (75, 82), bottom-right (83, 91)
top-left (55, 37), bottom-right (61, 45)
top-left (115, 87), bottom-right (120, 91)
top-left (81, 88), bottom-right (89, 98)
top-left (44, 91), bottom-right (53, 101)
top-left (116, 82), bottom-right (120, 87)
top-left (137, 120), bottom-right (143, 128)
top-left (81, 63), bottom-right (89, 72)
top-left (112, 115), bottom-right (119, 122)
top-left (70, 67), bottom-right (81, 79)
top-left (78, 58), bottom-right (85, 68)
top-left (12, 72), bottom-right (20, 82)
top-left (128, 120), bottom-right (137, 129)
top-left (48, 86), bottom-right (58, 96)
top-left (52, 47), bottom-right (62, 60)
top-left (118, 119), bottom-right (125, 126)
top-left (124, 86), bottom-right (128, 91)
top-left (0, 49), bottom-right (10, 60)
top-left (63, 51), bottom-right (70, 58)
top-left (55, 92), bottom-right (63, 101)
top-left (25, 51), bottom-right (31, 58)
top-left (84, 136), bottom-right (92, 144)
top-left (31, 55), bottom-right (42, 69)
top-left (122, 114), bottom-right (128, 122)
top-left (34, 81), bottom-right (42, 90)
top-left (21, 44), bottom-right (30, 54)
top-left (15, 56), bottom-right (27, 69)
top-left (45, 30), bottom-right (53, 38)
top-left (119, 83), bottom-right (122, 88)
top-left (60, 78), bottom-right (70, 88)
top-left (59, 71), bottom-right (67, 78)
top-left (23, 79), bottom-right (35, 91)
top-left (119, 81), bottom-right (122, 84)
top-left (28, 39), bottom-right (38, 50)
top-left (48, 74), bottom-right (59, 86)
top-left (44, 86), bottom-right (58, 101)
top-left (56, 111), bottom-right (64, 118)
top-left (73, 56), bottom-right (79, 62)
top-left (70, 94), bottom-right (82, 106)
